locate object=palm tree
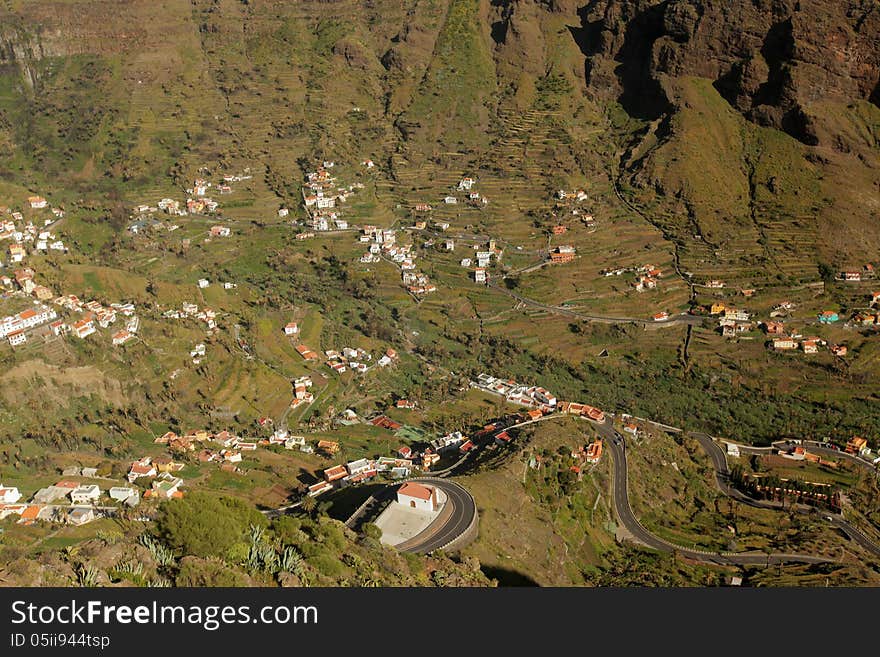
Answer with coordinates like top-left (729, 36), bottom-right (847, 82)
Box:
top-left (300, 495), bottom-right (317, 516)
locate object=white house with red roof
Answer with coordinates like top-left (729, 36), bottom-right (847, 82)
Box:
top-left (0, 483), bottom-right (22, 504)
top-left (127, 458), bottom-right (157, 483)
top-left (396, 481), bottom-right (437, 512)
top-left (72, 318), bottom-right (96, 339)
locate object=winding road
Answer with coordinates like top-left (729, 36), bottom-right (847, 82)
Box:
top-left (487, 279), bottom-right (703, 327)
top-left (390, 478), bottom-right (477, 554)
top-left (691, 432), bottom-right (880, 558)
top-left (595, 420), bottom-right (833, 565)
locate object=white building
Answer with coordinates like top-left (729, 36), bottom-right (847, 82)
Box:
top-left (7, 330), bottom-right (26, 347)
top-left (67, 508), bottom-right (95, 526)
top-left (346, 458), bottom-right (372, 476)
top-left (0, 484), bottom-right (22, 504)
top-left (109, 487), bottom-right (135, 501)
top-left (396, 481), bottom-right (438, 512)
top-left (72, 319), bottom-right (96, 339)
top-left (70, 485), bottom-right (101, 504)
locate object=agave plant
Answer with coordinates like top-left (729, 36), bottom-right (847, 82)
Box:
top-left (138, 534), bottom-right (176, 568)
top-left (278, 546), bottom-right (310, 586)
top-left (279, 546), bottom-right (303, 573)
top-left (75, 563), bottom-right (102, 588)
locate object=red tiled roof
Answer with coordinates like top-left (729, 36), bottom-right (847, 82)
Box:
top-left (398, 482), bottom-right (433, 501)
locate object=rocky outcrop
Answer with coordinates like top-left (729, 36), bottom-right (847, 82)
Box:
top-left (578, 0), bottom-right (880, 145)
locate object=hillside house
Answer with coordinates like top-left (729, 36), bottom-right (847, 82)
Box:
top-left (8, 244), bottom-right (25, 262)
top-left (585, 440), bottom-right (603, 464)
top-left (346, 459), bottom-right (372, 477)
top-left (422, 451), bottom-right (440, 469)
top-left (397, 482), bottom-right (438, 512)
top-left (846, 436), bottom-right (869, 456)
top-left (128, 459), bottom-right (157, 483)
top-left (152, 475), bottom-right (183, 499)
top-left (28, 196), bottom-right (48, 209)
top-left (210, 225), bottom-right (231, 237)
top-left (109, 487), bottom-right (140, 506)
top-left (772, 338), bottom-right (798, 351)
top-left (71, 319), bottom-right (96, 339)
top-left (818, 311), bottom-right (839, 324)
top-left (317, 440), bottom-right (340, 456)
top-left (724, 308), bottom-right (750, 322)
top-left (308, 481), bottom-right (333, 497)
top-left (323, 465), bottom-right (347, 483)
top-left (70, 485), bottom-right (101, 505)
top-left (284, 321), bottom-right (299, 336)
top-left (0, 484), bottom-right (21, 504)
top-left (67, 508), bottom-right (95, 526)
top-left (112, 330), bottom-right (133, 346)
top-left (549, 246), bottom-right (576, 264)
top-left (764, 321), bottom-right (785, 335)
top-left (7, 330), bottom-right (26, 347)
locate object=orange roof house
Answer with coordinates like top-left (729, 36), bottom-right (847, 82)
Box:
top-left (323, 465), bottom-right (347, 482)
top-left (585, 440), bottom-right (603, 463)
top-left (846, 436), bottom-right (868, 455)
top-left (317, 440), bottom-right (339, 455)
top-left (18, 505), bottom-right (42, 523)
top-left (398, 481), bottom-right (434, 500)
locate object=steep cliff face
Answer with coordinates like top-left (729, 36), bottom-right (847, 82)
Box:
top-left (570, 0), bottom-right (880, 268)
top-left (580, 0), bottom-right (880, 146)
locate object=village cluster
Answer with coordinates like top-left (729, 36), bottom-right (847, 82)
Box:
top-left (128, 171), bottom-right (255, 235)
top-left (1, 196), bottom-right (67, 264)
top-left (356, 224), bottom-right (438, 296)
top-left (1, 271), bottom-right (140, 350)
top-left (703, 291), bottom-right (880, 355)
top-left (290, 368), bottom-right (613, 502)
top-left (440, 176), bottom-right (489, 208)
top-left (0, 470), bottom-right (149, 528)
top-left (298, 161), bottom-right (362, 232)
top-left (162, 301), bottom-right (219, 333)
top-left (601, 262), bottom-right (663, 292)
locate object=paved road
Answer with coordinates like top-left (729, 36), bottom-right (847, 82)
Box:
top-left (487, 280), bottom-right (703, 327)
top-left (393, 478), bottom-right (477, 554)
top-left (691, 432), bottom-right (880, 557)
top-left (596, 420), bottom-right (831, 565)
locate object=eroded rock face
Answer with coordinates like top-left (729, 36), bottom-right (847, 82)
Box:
top-left (580, 0), bottom-right (880, 144)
